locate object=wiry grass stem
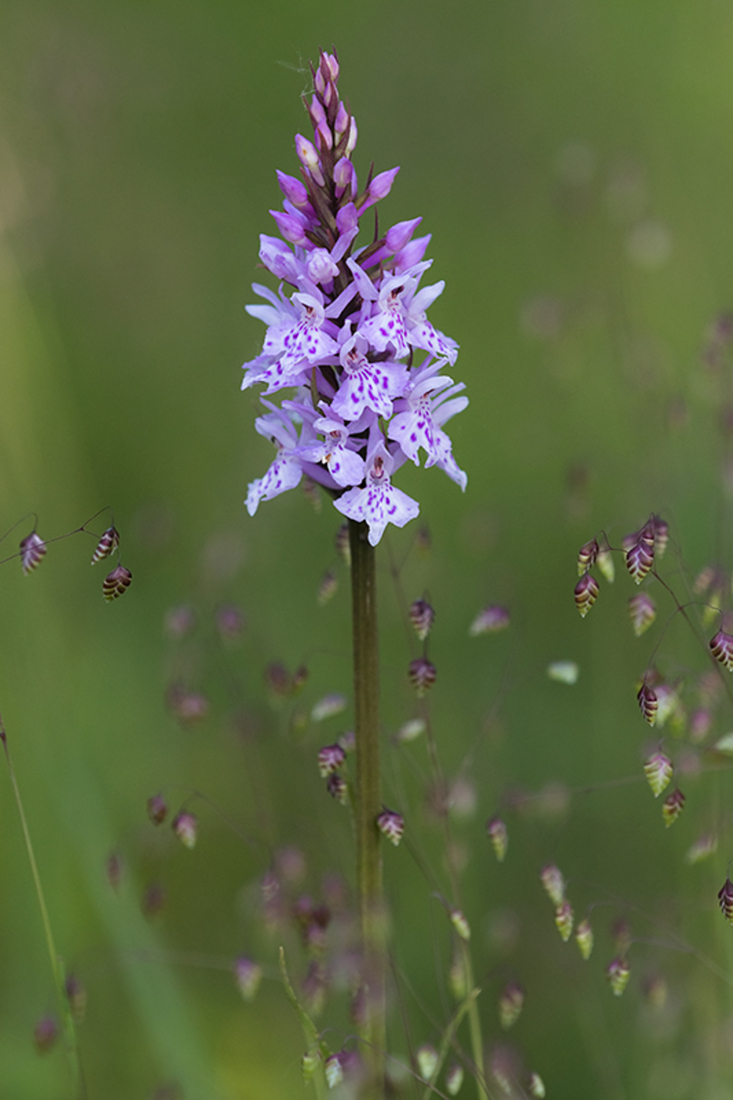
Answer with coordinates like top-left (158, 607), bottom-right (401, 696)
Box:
top-left (349, 520), bottom-right (386, 1098)
top-left (0, 713), bottom-right (86, 1097)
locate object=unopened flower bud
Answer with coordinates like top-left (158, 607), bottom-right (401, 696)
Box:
top-left (486, 816), bottom-right (508, 862)
top-left (385, 217), bottom-right (422, 254)
top-left (334, 102), bottom-right (349, 140)
top-left (416, 1043), bottom-right (439, 1081)
top-left (662, 788), bottom-right (685, 827)
top-left (540, 863), bottom-right (566, 905)
top-left (574, 572), bottom-right (599, 617)
top-left (318, 743), bottom-right (346, 778)
top-left (527, 1072), bottom-right (546, 1098)
top-left (324, 1052), bottom-right (344, 1088)
top-left (65, 973), bottom-right (86, 1021)
top-left (555, 900), bottom-right (574, 941)
top-left (346, 117), bottom-right (358, 157)
top-left (629, 592), bottom-right (656, 636)
top-left (606, 956), bottom-right (630, 996)
top-left (446, 1062), bottom-right (464, 1096)
top-left (625, 523), bottom-right (655, 584)
top-left (326, 773), bottom-right (348, 804)
top-left (147, 794), bottom-right (168, 825)
top-left (710, 629), bottom-right (733, 670)
top-left (294, 134), bottom-right (325, 186)
top-left (91, 526), bottom-right (120, 564)
top-left (276, 169), bottom-right (309, 209)
top-left (409, 598), bottom-right (435, 641)
top-left (575, 917), bottom-right (594, 959)
top-left (269, 208), bottom-right (308, 245)
top-left (577, 538), bottom-right (599, 575)
top-left (718, 877), bottom-right (733, 923)
top-left (470, 605), bottom-right (510, 635)
top-left (637, 683), bottom-right (658, 725)
top-left (498, 981), bottom-right (524, 1029)
top-left (234, 957), bottom-right (262, 1001)
top-left (408, 657), bottom-right (436, 696)
top-left (33, 1014), bottom-right (59, 1054)
top-left (643, 751), bottom-right (673, 797)
top-left (20, 531), bottom-right (47, 574)
top-left (103, 564), bottom-right (132, 601)
top-left (376, 808), bottom-right (405, 846)
top-left (450, 907), bottom-right (471, 941)
top-left (172, 811), bottom-right (198, 849)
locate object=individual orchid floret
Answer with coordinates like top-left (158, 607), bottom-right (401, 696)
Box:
top-left (331, 328), bottom-right (409, 422)
top-left (245, 406), bottom-right (307, 516)
top-left (294, 133), bottom-right (325, 186)
top-left (387, 359), bottom-right (468, 472)
top-left (358, 166), bottom-right (400, 214)
top-left (244, 290), bottom-right (339, 394)
top-left (334, 427), bottom-right (419, 546)
top-left (297, 407), bottom-right (368, 488)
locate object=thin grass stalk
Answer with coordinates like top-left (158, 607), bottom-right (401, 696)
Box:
top-left (0, 715), bottom-right (86, 1097)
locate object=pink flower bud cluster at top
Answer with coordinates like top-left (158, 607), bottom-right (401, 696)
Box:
top-left (242, 50), bottom-right (467, 546)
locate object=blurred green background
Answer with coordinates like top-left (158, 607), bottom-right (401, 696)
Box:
top-left (1, 1), bottom-right (733, 1097)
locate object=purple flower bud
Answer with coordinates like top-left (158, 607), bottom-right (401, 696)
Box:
top-left (333, 156), bottom-right (356, 199)
top-left (394, 233), bottom-right (432, 273)
top-left (20, 531), bottom-right (46, 574)
top-left (276, 170), bottom-right (309, 210)
top-left (172, 810), bottom-right (198, 849)
top-left (335, 201), bottom-right (358, 234)
top-left (269, 209), bottom-right (307, 245)
top-left (385, 217), bottom-right (422, 253)
top-left (234, 957), bottom-right (263, 1001)
top-left (408, 657), bottom-right (437, 696)
top-left (314, 119), bottom-right (332, 152)
top-left (147, 794), bottom-right (168, 825)
top-left (91, 525), bottom-right (120, 564)
top-left (346, 116), bottom-right (358, 156)
top-left (359, 167), bottom-right (400, 212)
top-left (307, 95), bottom-right (327, 129)
top-left (376, 809), bottom-right (405, 846)
top-left (409, 598), bottom-right (435, 641)
top-left (574, 572), bottom-right (599, 617)
top-left (103, 564), bottom-right (132, 601)
top-left (294, 134), bottom-right (324, 186)
top-left (334, 102), bottom-right (349, 139)
top-left (318, 743), bottom-right (345, 778)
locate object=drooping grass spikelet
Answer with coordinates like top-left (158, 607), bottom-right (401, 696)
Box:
top-left (662, 788), bottom-right (685, 827)
top-left (629, 592), bottom-right (656, 636)
top-left (637, 682), bottom-right (658, 725)
top-left (710, 629), bottom-right (733, 671)
top-left (90, 526), bottom-right (120, 564)
top-left (574, 572), bottom-right (599, 617)
top-left (606, 956), bottom-right (630, 996)
top-left (486, 815), bottom-right (508, 862)
top-left (103, 564), bottom-right (132, 601)
top-left (643, 751), bottom-right (673, 797)
top-left (20, 531), bottom-right (47, 574)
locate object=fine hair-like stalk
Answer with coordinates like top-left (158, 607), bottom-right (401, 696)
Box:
top-left (349, 519), bottom-right (386, 1098)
